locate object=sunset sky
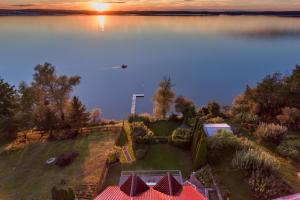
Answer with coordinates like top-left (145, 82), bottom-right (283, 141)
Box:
top-left (0, 0), bottom-right (300, 11)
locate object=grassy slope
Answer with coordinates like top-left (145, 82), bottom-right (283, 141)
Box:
top-left (212, 153), bottom-right (254, 200)
top-left (105, 144), bottom-right (193, 186)
top-left (147, 120), bottom-right (180, 136)
top-left (225, 120), bottom-right (300, 195)
top-left (0, 133), bottom-right (116, 200)
top-left (258, 132), bottom-right (300, 192)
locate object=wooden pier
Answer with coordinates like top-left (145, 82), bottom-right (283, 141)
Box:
top-left (130, 94), bottom-right (144, 114)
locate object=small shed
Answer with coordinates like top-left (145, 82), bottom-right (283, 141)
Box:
top-left (203, 123), bottom-right (233, 137)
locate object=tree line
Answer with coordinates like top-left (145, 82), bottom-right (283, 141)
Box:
top-left (0, 63), bottom-right (101, 140)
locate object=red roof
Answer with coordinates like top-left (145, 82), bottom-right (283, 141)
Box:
top-left (94, 183), bottom-right (207, 200)
top-left (120, 174), bottom-right (149, 196)
top-left (153, 172), bottom-right (182, 195)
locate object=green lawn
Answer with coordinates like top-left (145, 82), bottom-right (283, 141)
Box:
top-left (0, 133), bottom-right (116, 200)
top-left (147, 120), bottom-right (180, 136)
top-left (105, 144), bottom-right (193, 186)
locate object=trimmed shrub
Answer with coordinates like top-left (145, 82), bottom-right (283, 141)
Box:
top-left (171, 128), bottom-right (192, 148)
top-left (130, 122), bottom-right (153, 137)
top-left (248, 170), bottom-right (293, 200)
top-left (193, 133), bottom-right (207, 169)
top-left (128, 114), bottom-right (151, 125)
top-left (253, 123), bottom-right (287, 144)
top-left (205, 116), bottom-right (225, 123)
top-left (232, 149), bottom-right (279, 175)
top-left (55, 152), bottom-right (79, 167)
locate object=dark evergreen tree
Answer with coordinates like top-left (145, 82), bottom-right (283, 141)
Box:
top-left (0, 79), bottom-right (18, 139)
top-left (67, 96), bottom-right (89, 129)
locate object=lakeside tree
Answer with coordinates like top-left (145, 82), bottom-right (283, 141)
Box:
top-left (32, 63), bottom-right (81, 124)
top-left (0, 63), bottom-right (87, 141)
top-left (15, 81), bottom-right (36, 131)
top-left (0, 79), bottom-right (18, 139)
top-left (89, 107), bottom-right (102, 125)
top-left (231, 65), bottom-right (300, 123)
top-left (207, 101), bottom-right (221, 117)
top-left (153, 76), bottom-right (175, 119)
top-left (67, 96), bottom-right (89, 129)
top-left (175, 95), bottom-right (196, 122)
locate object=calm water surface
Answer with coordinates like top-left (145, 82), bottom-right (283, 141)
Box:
top-left (0, 15), bottom-right (300, 118)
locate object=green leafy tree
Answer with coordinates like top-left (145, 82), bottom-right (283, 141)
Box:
top-left (15, 81), bottom-right (36, 131)
top-left (67, 96), bottom-right (89, 129)
top-left (286, 65), bottom-right (300, 108)
top-left (207, 101), bottom-right (221, 117)
top-left (32, 63), bottom-right (80, 124)
top-left (153, 76), bottom-right (175, 119)
top-left (34, 105), bottom-right (59, 138)
top-left (0, 79), bottom-right (18, 139)
top-left (175, 95), bottom-right (196, 122)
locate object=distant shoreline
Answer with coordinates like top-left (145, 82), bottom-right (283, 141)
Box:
top-left (1, 9), bottom-right (300, 17)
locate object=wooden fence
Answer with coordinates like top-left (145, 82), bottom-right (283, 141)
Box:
top-left (80, 126), bottom-right (122, 135)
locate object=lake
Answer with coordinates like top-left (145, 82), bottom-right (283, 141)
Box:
top-left (0, 15), bottom-right (300, 119)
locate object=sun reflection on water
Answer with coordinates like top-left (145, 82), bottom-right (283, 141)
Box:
top-left (97, 16), bottom-right (106, 32)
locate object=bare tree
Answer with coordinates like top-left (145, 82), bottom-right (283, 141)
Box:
top-left (89, 107), bottom-right (102, 125)
top-left (153, 76), bottom-right (175, 119)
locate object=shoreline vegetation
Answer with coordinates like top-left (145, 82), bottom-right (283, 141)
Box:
top-left (1, 9), bottom-right (300, 17)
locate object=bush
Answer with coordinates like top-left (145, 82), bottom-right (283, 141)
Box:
top-left (205, 116), bottom-right (224, 123)
top-left (277, 142), bottom-right (299, 159)
top-left (207, 130), bottom-right (241, 151)
top-left (51, 186), bottom-right (75, 200)
top-left (130, 122), bottom-right (153, 137)
top-left (195, 166), bottom-right (213, 187)
top-left (232, 149), bottom-right (279, 175)
top-left (171, 128), bottom-right (192, 148)
top-left (276, 107), bottom-right (300, 128)
top-left (55, 152), bottom-right (79, 167)
top-left (128, 114), bottom-right (151, 125)
top-left (234, 112), bottom-right (259, 125)
top-left (253, 123), bottom-right (287, 144)
top-left (248, 170), bottom-right (293, 200)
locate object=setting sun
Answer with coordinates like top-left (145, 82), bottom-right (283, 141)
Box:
top-left (90, 2), bottom-right (109, 12)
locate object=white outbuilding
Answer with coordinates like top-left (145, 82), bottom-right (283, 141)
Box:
top-left (203, 123), bottom-right (233, 137)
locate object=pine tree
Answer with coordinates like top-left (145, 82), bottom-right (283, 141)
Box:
top-left (67, 96), bottom-right (89, 129)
